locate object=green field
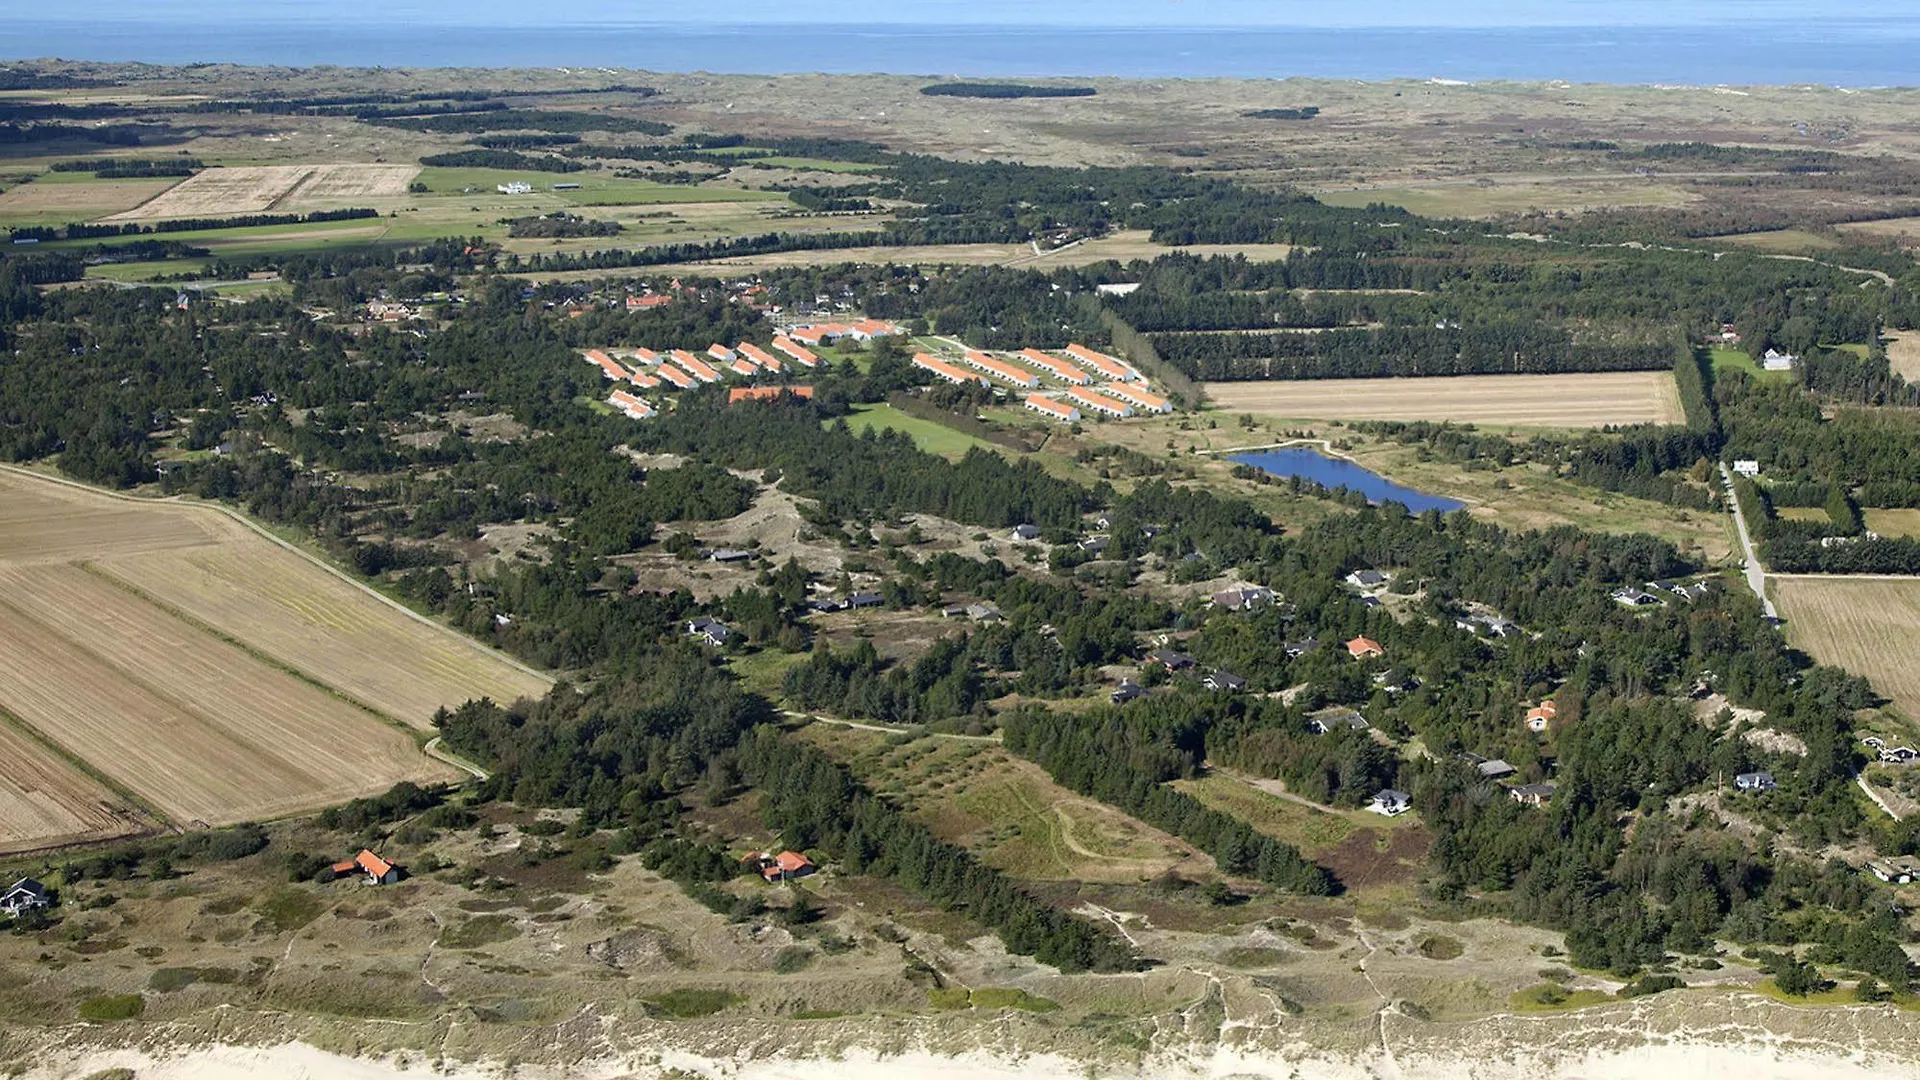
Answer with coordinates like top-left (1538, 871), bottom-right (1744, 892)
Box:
top-left (831, 404), bottom-right (992, 458)
top-left (415, 168), bottom-right (787, 206)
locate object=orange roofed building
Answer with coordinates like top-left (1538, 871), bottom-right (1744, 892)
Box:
top-left (742, 850), bottom-right (816, 882)
top-left (729, 385), bottom-right (815, 404)
top-left (1346, 636), bottom-right (1385, 660)
top-left (772, 335), bottom-right (818, 367)
top-left (331, 849), bottom-right (400, 885)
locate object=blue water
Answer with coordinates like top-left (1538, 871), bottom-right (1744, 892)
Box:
top-left (1230, 448), bottom-right (1465, 514)
top-left (4, 20), bottom-right (1919, 85)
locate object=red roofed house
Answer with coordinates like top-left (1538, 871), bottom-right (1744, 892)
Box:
top-left (655, 363), bottom-right (696, 390)
top-left (729, 385), bottom-right (815, 404)
top-left (1025, 394), bottom-right (1081, 422)
top-left (743, 850), bottom-right (816, 882)
top-left (772, 335), bottom-right (818, 367)
top-left (729, 358), bottom-right (759, 378)
top-left (1106, 383), bottom-right (1172, 414)
top-left (1017, 348), bottom-right (1091, 385)
top-left (1346, 636), bottom-right (1385, 660)
top-left (737, 342), bottom-right (778, 367)
top-left (1524, 700), bottom-right (1558, 733)
top-left (708, 343), bottom-right (738, 364)
top-left (331, 849), bottom-right (400, 885)
top-left (627, 293), bottom-right (672, 310)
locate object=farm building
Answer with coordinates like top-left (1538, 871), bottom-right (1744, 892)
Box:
top-left (1018, 348), bottom-right (1090, 384)
top-left (1064, 343), bottom-right (1140, 382)
top-left (1065, 387), bottom-right (1134, 418)
top-left (1105, 383), bottom-right (1173, 413)
top-left (772, 335), bottom-right (818, 367)
top-left (962, 350), bottom-right (1041, 387)
top-left (1024, 394), bottom-right (1081, 422)
top-left (914, 353), bottom-right (986, 386)
top-left (331, 850), bottom-right (400, 885)
top-left (728, 386), bottom-right (815, 404)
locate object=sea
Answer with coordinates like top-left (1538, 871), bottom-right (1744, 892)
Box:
top-left (4, 19), bottom-right (1920, 86)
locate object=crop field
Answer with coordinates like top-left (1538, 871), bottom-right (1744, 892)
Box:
top-left (103, 164), bottom-right (418, 220)
top-left (0, 176), bottom-right (182, 226)
top-left (0, 469), bottom-right (551, 844)
top-left (797, 725), bottom-right (1210, 884)
top-left (1774, 576), bottom-right (1920, 719)
top-left (1202, 371), bottom-right (1684, 428)
top-left (0, 716), bottom-right (150, 856)
top-left (1863, 508), bottom-right (1920, 540)
top-left (1885, 332), bottom-right (1920, 381)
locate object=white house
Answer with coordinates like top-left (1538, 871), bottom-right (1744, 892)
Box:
top-left (1761, 349), bottom-right (1797, 372)
top-left (496, 182), bottom-right (533, 195)
top-left (1732, 459), bottom-right (1761, 478)
top-left (1735, 771), bottom-right (1776, 792)
top-left (2, 878), bottom-right (50, 918)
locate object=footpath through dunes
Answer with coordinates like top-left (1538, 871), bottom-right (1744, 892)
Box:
top-left (1202, 371), bottom-right (1685, 428)
top-left (0, 467), bottom-right (551, 845)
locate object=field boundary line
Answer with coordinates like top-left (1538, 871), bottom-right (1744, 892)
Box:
top-left (0, 463), bottom-right (552, 688)
top-left (74, 562), bottom-right (425, 740)
top-left (0, 704), bottom-right (172, 834)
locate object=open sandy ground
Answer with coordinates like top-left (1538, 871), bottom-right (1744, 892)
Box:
top-left (1203, 371), bottom-right (1684, 428)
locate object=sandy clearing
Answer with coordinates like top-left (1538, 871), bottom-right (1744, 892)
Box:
top-left (0, 718), bottom-right (148, 855)
top-left (1774, 576), bottom-right (1920, 720)
top-left (1203, 371), bottom-right (1684, 427)
top-left (105, 164), bottom-right (316, 219)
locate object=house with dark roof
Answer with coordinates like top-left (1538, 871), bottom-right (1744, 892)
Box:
top-left (1284, 637), bottom-right (1320, 659)
top-left (1009, 524), bottom-right (1041, 542)
top-left (1367, 789), bottom-right (1411, 816)
top-left (1204, 670), bottom-right (1247, 693)
top-left (1476, 759), bottom-right (1517, 780)
top-left (1210, 586), bottom-right (1275, 611)
top-left (1146, 649), bottom-right (1195, 671)
top-left (2, 878), bottom-right (51, 918)
top-left (1611, 587), bottom-right (1662, 607)
top-left (1509, 783), bottom-right (1557, 806)
top-left (1345, 569), bottom-right (1389, 589)
top-left (1110, 681), bottom-right (1146, 705)
top-left (844, 592), bottom-right (884, 609)
top-left (686, 617), bottom-right (733, 647)
top-left (1735, 771), bottom-right (1776, 792)
top-left (1307, 709), bottom-right (1369, 735)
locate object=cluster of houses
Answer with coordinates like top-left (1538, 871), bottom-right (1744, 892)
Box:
top-left (1611, 579), bottom-right (1714, 608)
top-left (1863, 736), bottom-right (1919, 764)
top-left (581, 337), bottom-right (828, 420)
top-left (905, 341), bottom-right (1171, 422)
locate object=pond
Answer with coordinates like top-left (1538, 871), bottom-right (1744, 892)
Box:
top-left (1229, 447), bottom-right (1465, 514)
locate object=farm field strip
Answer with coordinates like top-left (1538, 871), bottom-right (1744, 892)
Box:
top-left (105, 164), bottom-right (316, 219)
top-left (93, 541), bottom-right (553, 725)
top-left (0, 714), bottom-right (150, 855)
top-left (0, 565), bottom-right (451, 826)
top-left (1774, 577), bottom-right (1920, 720)
top-left (1202, 371), bottom-right (1684, 427)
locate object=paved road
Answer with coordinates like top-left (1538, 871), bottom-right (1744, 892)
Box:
top-left (1721, 462), bottom-right (1777, 618)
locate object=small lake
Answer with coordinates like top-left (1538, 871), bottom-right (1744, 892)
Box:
top-left (1229, 447), bottom-right (1465, 514)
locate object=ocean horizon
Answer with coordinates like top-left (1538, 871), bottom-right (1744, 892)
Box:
top-left (4, 19), bottom-right (1920, 87)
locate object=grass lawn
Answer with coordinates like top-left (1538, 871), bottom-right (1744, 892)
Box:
top-left (85, 258), bottom-right (213, 282)
top-left (1172, 773), bottom-right (1359, 856)
top-left (414, 168), bottom-right (787, 206)
top-left (1864, 508), bottom-right (1920, 540)
top-left (830, 404), bottom-right (992, 458)
top-left (727, 649), bottom-right (806, 698)
top-left (1709, 345), bottom-right (1759, 376)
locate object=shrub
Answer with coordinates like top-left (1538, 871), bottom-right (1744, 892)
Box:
top-left (1617, 974), bottom-right (1685, 998)
top-left (644, 988), bottom-right (743, 1018)
top-left (148, 967), bottom-right (200, 992)
top-left (252, 887), bottom-right (324, 932)
top-left (77, 994), bottom-right (144, 1021)
top-left (1417, 936), bottom-right (1464, 960)
top-left (773, 946), bottom-right (815, 974)
top-left (437, 914), bottom-right (521, 949)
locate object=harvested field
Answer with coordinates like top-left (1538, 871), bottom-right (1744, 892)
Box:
top-left (1885, 332), bottom-right (1920, 382)
top-left (105, 164), bottom-right (417, 219)
top-left (1202, 371), bottom-right (1683, 428)
top-left (0, 468), bottom-right (551, 842)
top-left (0, 716), bottom-right (149, 855)
top-left (1774, 576), bottom-right (1920, 720)
top-left (619, 229), bottom-right (1294, 275)
top-left (0, 176), bottom-right (181, 222)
